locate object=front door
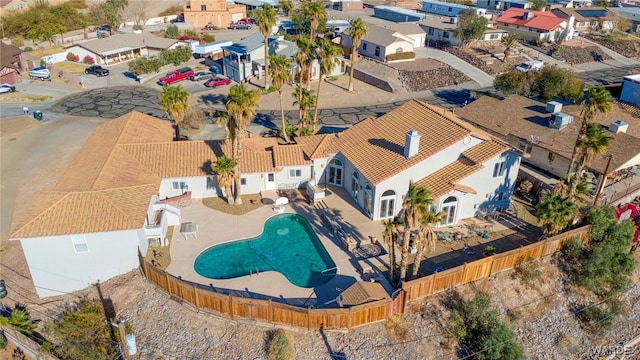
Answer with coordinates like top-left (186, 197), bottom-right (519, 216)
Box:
top-left (265, 173), bottom-right (276, 190)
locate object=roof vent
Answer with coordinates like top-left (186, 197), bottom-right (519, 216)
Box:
top-left (548, 112), bottom-right (573, 131)
top-left (404, 130), bottom-right (421, 159)
top-left (523, 11), bottom-right (534, 20)
top-left (609, 119), bottom-right (628, 134)
top-left (546, 101), bottom-right (562, 113)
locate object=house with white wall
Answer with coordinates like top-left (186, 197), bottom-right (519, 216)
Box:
top-left (496, 8), bottom-right (571, 42)
top-left (341, 24), bottom-right (416, 62)
top-left (11, 100), bottom-right (522, 298)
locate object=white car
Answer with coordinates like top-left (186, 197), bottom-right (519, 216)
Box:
top-left (0, 84), bottom-right (16, 93)
top-left (516, 60), bottom-right (544, 73)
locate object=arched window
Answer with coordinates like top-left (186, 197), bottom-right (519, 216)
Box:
top-left (379, 190), bottom-right (396, 219)
top-left (396, 47), bottom-right (403, 53)
top-left (328, 159), bottom-right (343, 186)
top-left (351, 172), bottom-right (359, 199)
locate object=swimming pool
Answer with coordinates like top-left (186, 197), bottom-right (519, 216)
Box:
top-left (194, 214), bottom-right (337, 288)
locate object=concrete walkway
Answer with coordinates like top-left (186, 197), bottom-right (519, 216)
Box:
top-left (415, 47), bottom-right (495, 88)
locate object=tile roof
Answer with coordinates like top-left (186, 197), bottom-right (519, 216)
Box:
top-left (66, 32), bottom-right (178, 56)
top-left (456, 95), bottom-right (640, 174)
top-left (338, 281), bottom-right (389, 306)
top-left (497, 8), bottom-right (566, 32)
top-left (11, 112), bottom-right (277, 239)
top-left (273, 145), bottom-right (311, 167)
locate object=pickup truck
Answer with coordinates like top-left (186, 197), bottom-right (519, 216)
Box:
top-left (85, 65), bottom-right (110, 77)
top-left (159, 67), bottom-right (195, 85)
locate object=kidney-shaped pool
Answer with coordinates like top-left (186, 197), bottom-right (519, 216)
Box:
top-left (194, 213), bottom-right (337, 288)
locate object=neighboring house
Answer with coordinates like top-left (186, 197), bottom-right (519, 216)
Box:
top-left (342, 24), bottom-right (415, 62)
top-left (373, 6), bottom-right (426, 22)
top-left (0, 0), bottom-right (27, 16)
top-left (331, 0), bottom-right (364, 12)
top-left (420, 17), bottom-right (508, 46)
top-left (65, 32), bottom-right (180, 65)
top-left (552, 7), bottom-right (617, 33)
top-left (457, 95), bottom-right (640, 192)
top-left (477, 0), bottom-right (532, 11)
top-left (611, 7), bottom-right (640, 32)
top-left (222, 32), bottom-right (345, 83)
top-left (391, 23), bottom-right (427, 48)
top-left (621, 74), bottom-right (640, 106)
top-left (183, 0), bottom-right (246, 29)
top-left (421, 0), bottom-right (487, 16)
top-left (0, 42), bottom-right (23, 84)
top-left (232, 0), bottom-right (265, 11)
top-left (12, 100), bottom-right (522, 298)
top-left (496, 8), bottom-right (572, 42)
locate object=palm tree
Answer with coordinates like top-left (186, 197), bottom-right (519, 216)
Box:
top-left (567, 86), bottom-right (613, 180)
top-left (269, 54), bottom-right (293, 143)
top-left (399, 182), bottom-right (432, 282)
top-left (224, 84), bottom-right (261, 205)
top-left (382, 219), bottom-right (398, 285)
top-left (304, 1), bottom-right (326, 42)
top-left (537, 193), bottom-right (578, 236)
top-left (411, 208), bottom-right (446, 280)
top-left (254, 3), bottom-right (277, 88)
top-left (294, 34), bottom-right (314, 88)
top-left (160, 84), bottom-right (190, 140)
top-left (572, 122), bottom-right (614, 194)
top-left (278, 0), bottom-right (293, 16)
top-left (552, 175), bottom-right (590, 203)
top-left (213, 155), bottom-right (237, 204)
top-left (292, 85), bottom-right (316, 129)
top-left (345, 18), bottom-right (367, 92)
top-left (500, 33), bottom-right (518, 63)
top-left (312, 37), bottom-right (341, 131)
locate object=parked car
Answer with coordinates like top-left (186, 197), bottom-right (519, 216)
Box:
top-left (237, 18), bottom-right (254, 24)
top-left (159, 67), bottom-right (195, 85)
top-left (189, 71), bottom-right (215, 81)
top-left (205, 75), bottom-right (232, 87)
top-left (516, 60), bottom-right (543, 73)
top-left (228, 22), bottom-right (252, 30)
top-left (85, 65), bottom-right (110, 77)
top-left (0, 83), bottom-right (16, 93)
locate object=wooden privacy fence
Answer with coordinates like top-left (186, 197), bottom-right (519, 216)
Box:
top-left (402, 225), bottom-right (592, 303)
top-left (138, 251), bottom-right (403, 331)
top-left (138, 225), bottom-right (590, 330)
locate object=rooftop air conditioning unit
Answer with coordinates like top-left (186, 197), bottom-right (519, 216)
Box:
top-left (548, 112), bottom-right (573, 130)
top-left (609, 119), bottom-right (628, 134)
top-left (546, 101), bottom-right (562, 113)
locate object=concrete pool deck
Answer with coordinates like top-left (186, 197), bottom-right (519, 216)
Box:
top-left (165, 186), bottom-right (389, 307)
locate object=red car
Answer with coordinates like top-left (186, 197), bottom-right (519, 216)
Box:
top-left (205, 75), bottom-right (232, 87)
top-left (159, 67), bottom-right (194, 85)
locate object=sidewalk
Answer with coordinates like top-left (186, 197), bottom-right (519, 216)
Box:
top-left (414, 47), bottom-right (495, 88)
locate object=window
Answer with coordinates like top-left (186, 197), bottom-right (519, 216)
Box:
top-left (267, 173), bottom-right (274, 181)
top-left (362, 42), bottom-right (367, 50)
top-left (172, 181), bottom-right (187, 191)
top-left (518, 139), bottom-right (532, 153)
top-left (351, 172), bottom-right (359, 199)
top-left (395, 47), bottom-right (403, 53)
top-left (493, 161), bottom-right (506, 177)
top-left (448, 7), bottom-right (452, 11)
top-left (289, 169), bottom-right (302, 178)
top-left (374, 46), bottom-right (380, 57)
top-left (490, 33), bottom-right (499, 40)
top-left (200, 4), bottom-right (206, 10)
top-left (71, 235), bottom-right (88, 253)
top-left (443, 32), bottom-right (450, 38)
top-left (498, 192), bottom-right (509, 201)
top-left (379, 190), bottom-right (396, 219)
top-left (240, 178), bottom-right (247, 185)
top-left (328, 159), bottom-right (343, 186)
top-left (428, 28), bottom-right (434, 35)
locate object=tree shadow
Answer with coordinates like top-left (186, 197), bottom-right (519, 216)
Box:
top-left (320, 326), bottom-right (348, 360)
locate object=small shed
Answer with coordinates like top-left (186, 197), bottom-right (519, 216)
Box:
top-left (373, 6), bottom-right (426, 22)
top-left (336, 281), bottom-right (390, 307)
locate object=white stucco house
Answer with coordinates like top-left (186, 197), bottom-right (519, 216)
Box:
top-left (341, 24), bottom-right (416, 62)
top-left (11, 100), bottom-right (522, 298)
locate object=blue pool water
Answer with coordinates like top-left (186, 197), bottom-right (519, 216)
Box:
top-left (194, 214), bottom-right (337, 288)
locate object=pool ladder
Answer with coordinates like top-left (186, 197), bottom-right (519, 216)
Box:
top-left (321, 267), bottom-right (338, 276)
top-left (249, 267), bottom-right (260, 277)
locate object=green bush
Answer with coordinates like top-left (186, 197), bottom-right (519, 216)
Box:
top-left (514, 256), bottom-right (542, 288)
top-left (133, 24), bottom-right (144, 31)
top-left (0, 331), bottom-right (7, 350)
top-left (267, 329), bottom-right (294, 360)
top-left (579, 299), bottom-right (622, 335)
top-left (5, 309), bottom-right (36, 335)
top-left (11, 38), bottom-right (24, 47)
top-left (165, 25), bottom-right (180, 39)
top-left (450, 292), bottom-right (524, 360)
top-left (160, 44), bottom-right (193, 66)
top-left (202, 34), bottom-right (215, 43)
top-left (385, 52), bottom-right (415, 61)
top-left (483, 245), bottom-right (496, 256)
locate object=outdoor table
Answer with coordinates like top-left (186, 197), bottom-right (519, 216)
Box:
top-left (180, 222), bottom-right (198, 240)
top-left (360, 243), bottom-right (381, 257)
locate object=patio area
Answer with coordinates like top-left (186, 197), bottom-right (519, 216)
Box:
top-left (161, 187), bottom-right (542, 308)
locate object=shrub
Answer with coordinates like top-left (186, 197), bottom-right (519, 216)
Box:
top-left (5, 309), bottom-right (36, 335)
top-left (11, 38), bottom-right (24, 47)
top-left (483, 245), bottom-right (496, 256)
top-left (202, 34), bottom-right (215, 43)
top-left (83, 55), bottom-right (95, 64)
top-left (24, 46), bottom-right (33, 52)
top-left (514, 256), bottom-right (542, 288)
top-left (386, 52), bottom-right (415, 61)
top-left (66, 52), bottom-right (80, 62)
top-left (385, 314), bottom-right (409, 340)
top-left (133, 24), bottom-right (144, 31)
top-left (0, 331), bottom-right (7, 350)
top-left (267, 329), bottom-right (294, 360)
top-left (165, 25), bottom-right (180, 39)
top-left (183, 29), bottom-right (199, 39)
top-left (160, 44), bottom-right (192, 66)
top-left (578, 299), bottom-right (622, 335)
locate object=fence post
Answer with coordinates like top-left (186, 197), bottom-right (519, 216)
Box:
top-left (228, 294), bottom-right (234, 320)
top-left (165, 272), bottom-right (171, 295)
top-left (193, 284), bottom-right (200, 309)
top-left (307, 307), bottom-right (311, 330)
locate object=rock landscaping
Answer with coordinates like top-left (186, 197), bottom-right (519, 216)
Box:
top-left (585, 34), bottom-right (640, 59)
top-left (440, 45), bottom-right (528, 75)
top-left (552, 44), bottom-right (612, 65)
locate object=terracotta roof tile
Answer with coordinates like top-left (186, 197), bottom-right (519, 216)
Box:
top-left (242, 150), bottom-right (278, 173)
top-left (462, 140), bottom-right (508, 164)
top-left (273, 145), bottom-right (311, 166)
top-left (122, 141), bottom-right (215, 178)
top-left (497, 8), bottom-right (565, 31)
top-left (416, 157), bottom-right (482, 198)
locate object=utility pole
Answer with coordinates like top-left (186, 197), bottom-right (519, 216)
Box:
top-left (593, 154), bottom-right (613, 206)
